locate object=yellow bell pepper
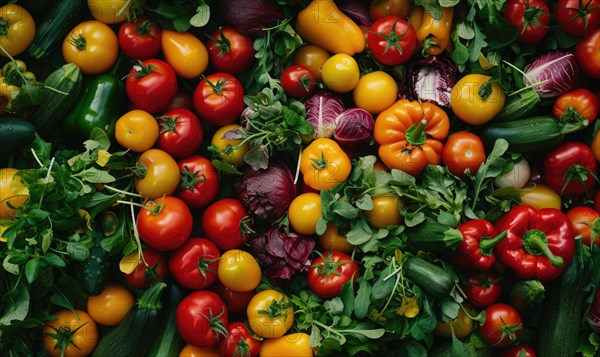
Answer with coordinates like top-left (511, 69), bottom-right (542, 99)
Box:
top-left (294, 0), bottom-right (365, 55)
top-left (416, 7), bottom-right (454, 56)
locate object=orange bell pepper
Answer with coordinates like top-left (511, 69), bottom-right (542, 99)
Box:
top-left (416, 6), bottom-right (454, 56)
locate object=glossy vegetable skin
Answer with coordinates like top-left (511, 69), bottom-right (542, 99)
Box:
top-left (416, 6), bottom-right (453, 55)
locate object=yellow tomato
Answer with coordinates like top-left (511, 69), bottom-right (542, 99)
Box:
top-left (450, 74), bottom-right (505, 125)
top-left (210, 124), bottom-right (249, 167)
top-left (115, 109), bottom-right (159, 152)
top-left (293, 45), bottom-right (330, 82)
top-left (42, 310), bottom-right (98, 357)
top-left (62, 21), bottom-right (119, 75)
top-left (366, 195), bottom-right (403, 229)
top-left (519, 183), bottom-right (562, 210)
top-left (179, 344), bottom-right (220, 357)
top-left (318, 222), bottom-right (354, 254)
top-left (161, 30), bottom-right (208, 79)
top-left (288, 192), bottom-right (322, 236)
top-left (300, 137), bottom-right (352, 191)
top-left (0, 4), bottom-right (35, 57)
top-left (88, 0), bottom-right (130, 24)
top-left (353, 71), bottom-right (398, 114)
top-left (0, 168), bottom-right (28, 218)
top-left (218, 249), bottom-right (262, 293)
top-left (247, 289), bottom-right (294, 339)
top-left (321, 54), bottom-right (360, 93)
top-left (134, 149), bottom-right (180, 199)
top-left (86, 284), bottom-right (134, 326)
top-left (434, 306), bottom-right (474, 339)
top-left (259, 333), bottom-right (314, 357)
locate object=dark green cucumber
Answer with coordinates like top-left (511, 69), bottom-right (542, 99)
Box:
top-left (403, 257), bottom-right (456, 298)
top-left (92, 282), bottom-right (167, 357)
top-left (493, 88), bottom-right (540, 122)
top-left (27, 0), bottom-right (87, 59)
top-left (147, 282), bottom-right (187, 357)
top-left (479, 115), bottom-right (587, 153)
top-left (405, 221), bottom-right (463, 254)
top-left (76, 230), bottom-right (112, 296)
top-left (0, 118), bottom-right (36, 153)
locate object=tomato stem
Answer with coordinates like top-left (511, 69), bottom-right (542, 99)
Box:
top-left (0, 18), bottom-right (9, 36)
top-left (136, 19), bottom-right (152, 35)
top-left (206, 27), bottom-right (232, 56)
top-left (68, 34), bottom-right (87, 51)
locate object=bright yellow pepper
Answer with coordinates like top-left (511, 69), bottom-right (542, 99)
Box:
top-left (416, 6), bottom-right (454, 56)
top-left (294, 0), bottom-right (365, 55)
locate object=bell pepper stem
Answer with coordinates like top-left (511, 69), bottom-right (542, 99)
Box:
top-left (406, 119), bottom-right (428, 146)
top-left (479, 230), bottom-right (508, 256)
top-left (522, 229), bottom-right (564, 267)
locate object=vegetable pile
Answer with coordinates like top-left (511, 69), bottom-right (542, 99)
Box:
top-left (1, 0), bottom-right (600, 356)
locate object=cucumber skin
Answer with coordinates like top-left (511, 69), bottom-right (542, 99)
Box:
top-left (479, 116), bottom-right (563, 153)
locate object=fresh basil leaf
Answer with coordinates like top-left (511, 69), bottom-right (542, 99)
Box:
top-left (89, 128), bottom-right (111, 151)
top-left (190, 3), bottom-right (210, 27)
top-left (0, 282), bottom-right (29, 325)
top-left (437, 212), bottom-right (458, 227)
top-left (24, 259), bottom-right (42, 284)
top-left (66, 242), bottom-right (89, 261)
top-left (44, 253), bottom-right (65, 268)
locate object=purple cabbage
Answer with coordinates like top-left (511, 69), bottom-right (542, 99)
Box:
top-left (524, 51), bottom-right (579, 98)
top-left (334, 108), bottom-right (374, 148)
top-left (248, 226), bottom-right (315, 280)
top-left (235, 162), bottom-right (296, 221)
top-left (305, 92), bottom-right (345, 138)
top-left (409, 56), bottom-right (458, 107)
top-left (337, 0), bottom-right (373, 26)
top-left (589, 289), bottom-right (600, 334)
top-left (219, 0), bottom-right (285, 37)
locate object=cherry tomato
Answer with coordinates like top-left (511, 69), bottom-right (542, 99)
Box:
top-left (62, 20), bottom-right (119, 75)
top-left (500, 344), bottom-right (537, 357)
top-left (118, 18), bottom-right (161, 59)
top-left (463, 271), bottom-right (503, 309)
top-left (288, 192), bottom-right (322, 236)
top-left (88, 0), bottom-right (130, 24)
top-left (179, 344), bottom-right (220, 357)
top-left (115, 109), bottom-right (159, 152)
top-left (520, 183), bottom-right (562, 210)
top-left (134, 149), bottom-right (180, 199)
top-left (479, 303), bottom-right (523, 348)
top-left (169, 238), bottom-right (220, 290)
top-left (366, 195), bottom-right (403, 229)
top-left (206, 26), bottom-right (255, 74)
top-left (42, 310), bottom-right (98, 357)
top-left (367, 15), bottom-right (418, 66)
top-left (176, 290), bottom-right (229, 348)
top-left (86, 284), bottom-right (134, 326)
top-left (552, 88), bottom-right (600, 126)
top-left (574, 27), bottom-right (600, 78)
top-left (218, 249), bottom-right (262, 293)
top-left (211, 281), bottom-right (255, 315)
top-left (156, 108), bottom-right (203, 158)
top-left (321, 54), bottom-right (360, 93)
top-left (318, 222), bottom-right (354, 254)
top-left (353, 71), bottom-right (398, 114)
top-left (566, 206), bottom-right (600, 246)
top-left (442, 131), bottom-right (486, 177)
top-left (202, 198), bottom-right (251, 252)
top-left (247, 289), bottom-right (294, 339)
top-left (307, 250), bottom-right (360, 299)
top-left (176, 155), bottom-right (219, 209)
top-left (450, 74), bottom-right (506, 125)
top-left (161, 29), bottom-right (208, 79)
top-left (434, 305), bottom-right (474, 339)
top-left (137, 196), bottom-right (193, 251)
top-left (293, 44), bottom-right (330, 82)
top-left (369, 0), bottom-right (413, 20)
top-left (123, 249), bottom-right (168, 289)
top-left (281, 65), bottom-right (317, 99)
top-left (543, 141), bottom-right (597, 196)
top-left (193, 73), bottom-right (245, 126)
top-left (219, 322), bottom-right (261, 357)
top-left (210, 124), bottom-right (250, 167)
top-left (503, 0), bottom-right (550, 44)
top-left (0, 4), bottom-right (36, 57)
top-left (126, 59), bottom-right (178, 114)
top-left (0, 168), bottom-right (28, 219)
top-left (556, 0), bottom-right (600, 37)
top-left (259, 333), bottom-right (313, 357)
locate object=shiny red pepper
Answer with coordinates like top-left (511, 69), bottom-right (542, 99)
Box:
top-left (494, 205), bottom-right (575, 281)
top-left (446, 219), bottom-right (507, 271)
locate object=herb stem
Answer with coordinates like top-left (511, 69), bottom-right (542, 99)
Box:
top-left (30, 148), bottom-right (44, 167)
top-left (104, 185), bottom-right (142, 198)
top-left (129, 202), bottom-right (147, 266)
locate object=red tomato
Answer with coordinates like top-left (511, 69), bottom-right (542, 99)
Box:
top-left (176, 290), bottom-right (229, 348)
top-left (219, 322), bottom-right (261, 357)
top-left (463, 271), bottom-right (503, 309)
top-left (575, 27), bottom-right (600, 78)
top-left (543, 141), bottom-right (597, 196)
top-left (479, 303), bottom-right (523, 348)
top-left (193, 72), bottom-right (245, 126)
top-left (176, 155), bottom-right (220, 209)
top-left (441, 132), bottom-right (486, 177)
top-left (118, 18), bottom-right (161, 60)
top-left (595, 190), bottom-right (600, 212)
top-left (566, 206), bottom-right (600, 246)
top-left (307, 251), bottom-right (360, 299)
top-left (556, 0), bottom-right (600, 37)
top-left (123, 249), bottom-right (168, 289)
top-left (126, 59), bottom-right (178, 113)
top-left (137, 196), bottom-right (193, 251)
top-left (168, 238), bottom-right (220, 290)
top-left (201, 198), bottom-right (251, 252)
top-left (499, 344), bottom-right (537, 357)
top-left (553, 88), bottom-right (600, 125)
top-left (156, 108), bottom-right (203, 158)
top-left (367, 15), bottom-right (417, 66)
top-left (281, 65), bottom-right (317, 98)
top-left (211, 281), bottom-right (255, 315)
top-left (206, 26), bottom-right (254, 74)
top-left (503, 0), bottom-right (550, 44)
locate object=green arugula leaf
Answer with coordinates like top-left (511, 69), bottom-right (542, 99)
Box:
top-left (354, 279), bottom-right (372, 319)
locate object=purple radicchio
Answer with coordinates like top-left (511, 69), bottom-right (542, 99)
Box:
top-left (337, 0), bottom-right (373, 26)
top-left (248, 226), bottom-right (315, 280)
top-left (305, 91), bottom-right (345, 138)
top-left (219, 0), bottom-right (285, 37)
top-left (409, 56), bottom-right (458, 107)
top-left (333, 108), bottom-right (374, 149)
top-left (524, 51), bottom-right (579, 98)
top-left (235, 162), bottom-right (296, 221)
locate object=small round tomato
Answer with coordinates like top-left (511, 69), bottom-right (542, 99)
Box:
top-left (123, 249), bottom-right (168, 289)
top-left (247, 289), bottom-right (294, 339)
top-left (42, 310), bottom-right (98, 357)
top-left (137, 196), bottom-right (193, 251)
top-left (210, 124), bottom-right (249, 167)
top-left (259, 333), bottom-right (313, 357)
top-left (135, 148), bottom-right (180, 199)
top-left (218, 249), bottom-right (262, 293)
top-left (288, 192), bottom-right (322, 236)
top-left (293, 45), bottom-right (330, 82)
top-left (300, 137), bottom-right (352, 191)
top-left (520, 183), bottom-right (561, 210)
top-left (169, 238), bottom-right (220, 290)
top-left (176, 155), bottom-right (219, 209)
top-left (0, 4), bottom-right (35, 57)
top-left (202, 198), bottom-right (251, 252)
top-left (179, 344), bottom-right (220, 357)
top-left (353, 71), bottom-right (398, 114)
top-left (503, 0), bottom-right (550, 44)
top-left (367, 15), bottom-right (417, 66)
top-left (593, 129), bottom-right (600, 162)
top-left (0, 168), bottom-right (28, 218)
top-left (553, 88), bottom-right (600, 125)
top-left (318, 222), bottom-right (354, 254)
top-left (566, 206), bottom-right (600, 246)
top-left (463, 271), bottom-right (503, 309)
top-left (206, 26), bottom-right (254, 74)
top-left (366, 195), bottom-right (403, 229)
top-left (156, 108), bottom-right (203, 158)
top-left (62, 20), bottom-right (119, 75)
top-left (500, 344), bottom-right (537, 357)
top-left (281, 65), bottom-right (317, 99)
top-left (321, 54), bottom-right (360, 93)
top-left (575, 27), bottom-right (600, 78)
top-left (161, 29), bottom-right (208, 79)
top-left (307, 250), bottom-right (360, 299)
top-left (211, 281), bottom-right (255, 315)
top-left (442, 132), bottom-right (486, 177)
top-left (88, 0), bottom-right (130, 24)
top-left (450, 74), bottom-right (505, 125)
top-left (479, 303), bottom-right (523, 347)
top-left (434, 305), bottom-right (474, 339)
top-left (176, 290), bottom-right (229, 348)
top-left (115, 109), bottom-right (159, 152)
top-left (126, 59), bottom-right (178, 114)
top-left (86, 284), bottom-right (134, 326)
top-left (220, 322), bottom-right (261, 357)
top-left (369, 0), bottom-right (413, 20)
top-left (193, 73), bottom-right (245, 126)
top-left (118, 18), bottom-right (161, 60)
top-left (556, 0), bottom-right (600, 37)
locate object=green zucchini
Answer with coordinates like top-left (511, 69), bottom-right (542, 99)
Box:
top-left (493, 88), bottom-right (540, 122)
top-left (508, 280), bottom-right (544, 320)
top-left (92, 282), bottom-right (167, 357)
top-left (27, 0), bottom-right (87, 59)
top-left (479, 115), bottom-right (587, 153)
top-left (403, 257), bottom-right (456, 298)
top-left (405, 221), bottom-right (463, 254)
top-left (0, 118), bottom-right (36, 154)
top-left (147, 282), bottom-right (187, 357)
top-left (76, 230), bottom-right (112, 296)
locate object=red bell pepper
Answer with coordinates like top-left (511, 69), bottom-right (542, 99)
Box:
top-left (446, 219), bottom-right (507, 271)
top-left (494, 205), bottom-right (575, 281)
